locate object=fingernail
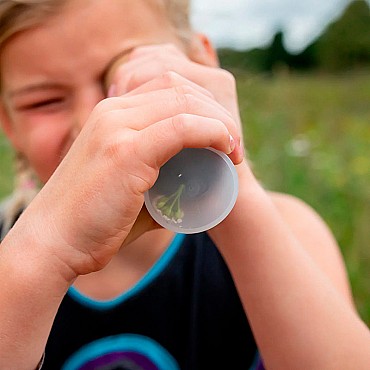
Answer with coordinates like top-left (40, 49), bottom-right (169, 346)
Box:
top-left (107, 84), bottom-right (117, 98)
top-left (229, 134), bottom-right (236, 153)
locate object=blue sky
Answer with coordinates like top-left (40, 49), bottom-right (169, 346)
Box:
top-left (191, 0), bottom-right (368, 52)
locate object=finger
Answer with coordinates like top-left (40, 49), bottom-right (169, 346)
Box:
top-left (106, 84), bottom-right (218, 114)
top-left (135, 114), bottom-right (234, 169)
top-left (105, 46), bottom-right (243, 140)
top-left (124, 71), bottom-right (215, 101)
top-left (99, 79), bottom-right (217, 114)
top-left (96, 90), bottom-right (237, 139)
top-left (108, 54), bottom-right (244, 147)
top-left (105, 43), bottom-right (187, 91)
top-left (110, 52), bottom-right (203, 95)
top-left (127, 43), bottom-right (187, 60)
top-left (93, 86), bottom-right (211, 127)
top-left (101, 45), bottom-right (243, 163)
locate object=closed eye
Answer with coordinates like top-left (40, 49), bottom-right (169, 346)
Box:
top-left (20, 97), bottom-right (66, 111)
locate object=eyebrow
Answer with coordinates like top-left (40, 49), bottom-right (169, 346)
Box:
top-left (8, 46), bottom-right (141, 100)
top-left (7, 82), bottom-right (63, 99)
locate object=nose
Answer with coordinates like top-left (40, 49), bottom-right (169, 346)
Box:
top-left (71, 86), bottom-right (105, 138)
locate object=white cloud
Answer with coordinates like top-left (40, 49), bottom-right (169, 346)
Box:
top-left (190, 0), bottom-right (364, 52)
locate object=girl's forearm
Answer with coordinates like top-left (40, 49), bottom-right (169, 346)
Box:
top-left (209, 180), bottom-right (370, 369)
top-left (0, 218), bottom-right (71, 369)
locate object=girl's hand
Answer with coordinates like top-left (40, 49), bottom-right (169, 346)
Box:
top-left (105, 43), bottom-right (244, 160)
top-left (18, 79), bottom-right (237, 280)
top-left (104, 43), bottom-right (253, 242)
top-left (103, 44), bottom-right (249, 242)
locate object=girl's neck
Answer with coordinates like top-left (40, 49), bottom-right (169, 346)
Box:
top-left (72, 228), bottom-right (175, 300)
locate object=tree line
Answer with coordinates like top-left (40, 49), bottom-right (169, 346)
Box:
top-left (218, 0), bottom-right (370, 73)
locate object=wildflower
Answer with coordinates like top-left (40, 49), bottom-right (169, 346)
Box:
top-left (155, 184), bottom-right (185, 223)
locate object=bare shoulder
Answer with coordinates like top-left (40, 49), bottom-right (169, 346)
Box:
top-left (268, 191), bottom-right (354, 305)
top-left (268, 191), bottom-right (335, 243)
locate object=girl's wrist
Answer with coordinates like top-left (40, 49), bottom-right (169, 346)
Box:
top-left (207, 163), bottom-right (272, 251)
top-left (2, 214), bottom-right (77, 295)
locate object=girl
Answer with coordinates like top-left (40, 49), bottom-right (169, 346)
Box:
top-left (0, 0), bottom-right (369, 369)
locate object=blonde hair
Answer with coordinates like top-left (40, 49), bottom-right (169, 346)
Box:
top-left (0, 0), bottom-right (192, 236)
top-left (0, 1), bottom-right (62, 45)
top-left (163, 0), bottom-right (192, 43)
top-left (0, 0), bottom-right (192, 49)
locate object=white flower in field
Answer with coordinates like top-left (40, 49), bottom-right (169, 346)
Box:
top-left (286, 134), bottom-right (311, 157)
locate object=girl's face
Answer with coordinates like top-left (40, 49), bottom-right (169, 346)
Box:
top-left (0, 0), bottom-right (182, 183)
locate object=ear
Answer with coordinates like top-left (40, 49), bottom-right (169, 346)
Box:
top-left (188, 33), bottom-right (219, 67)
top-left (0, 101), bottom-right (21, 151)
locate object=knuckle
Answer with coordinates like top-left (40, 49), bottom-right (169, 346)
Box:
top-left (161, 58), bottom-right (174, 73)
top-left (90, 110), bottom-right (127, 146)
top-left (102, 139), bottom-right (122, 163)
top-left (220, 69), bottom-right (237, 89)
top-left (173, 87), bottom-right (191, 112)
top-left (95, 109), bottom-right (118, 127)
top-left (92, 98), bottom-right (112, 116)
top-left (170, 113), bottom-right (187, 135)
top-left (101, 131), bottom-right (133, 168)
top-left (220, 68), bottom-right (235, 81)
top-left (88, 99), bottom-right (119, 126)
top-left (213, 118), bottom-right (230, 140)
top-left (173, 84), bottom-right (192, 96)
top-left (180, 84), bottom-right (197, 95)
top-left (161, 71), bottom-right (181, 87)
top-left (173, 85), bottom-right (198, 112)
top-left (88, 111), bottom-right (114, 144)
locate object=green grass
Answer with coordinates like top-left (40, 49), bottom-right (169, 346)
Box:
top-left (0, 70), bottom-right (369, 325)
top-left (236, 69), bottom-right (370, 324)
top-left (0, 134), bottom-right (14, 198)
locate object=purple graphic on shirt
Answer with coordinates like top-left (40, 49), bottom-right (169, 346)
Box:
top-left (252, 353), bottom-right (265, 370)
top-left (255, 360), bottom-right (265, 370)
top-left (79, 350), bottom-right (158, 370)
top-left (62, 334), bottom-right (180, 370)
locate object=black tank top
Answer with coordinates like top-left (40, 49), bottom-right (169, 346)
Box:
top-left (26, 232), bottom-right (262, 369)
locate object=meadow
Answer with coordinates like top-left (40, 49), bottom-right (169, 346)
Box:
top-left (0, 69), bottom-right (369, 325)
top-left (236, 69), bottom-right (370, 324)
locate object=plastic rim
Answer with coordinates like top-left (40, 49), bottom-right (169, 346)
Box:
top-left (144, 148), bottom-right (238, 234)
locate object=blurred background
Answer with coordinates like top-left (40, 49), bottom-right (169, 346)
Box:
top-left (191, 0), bottom-right (370, 324)
top-left (0, 0), bottom-right (369, 323)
